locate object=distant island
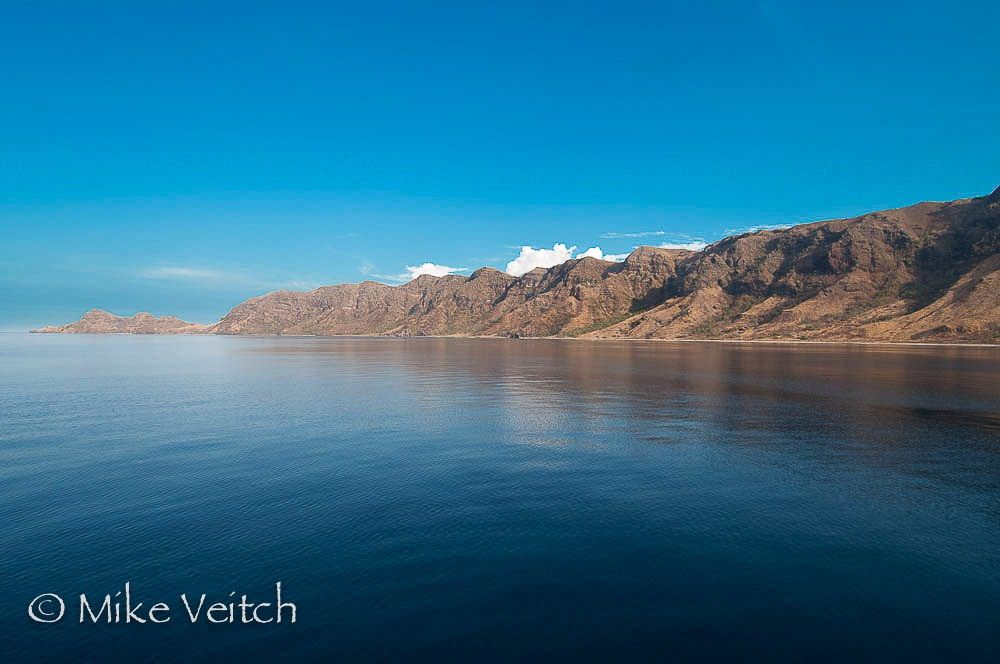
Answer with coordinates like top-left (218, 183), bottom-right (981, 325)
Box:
top-left (32, 310), bottom-right (208, 335)
top-left (34, 186), bottom-right (1000, 343)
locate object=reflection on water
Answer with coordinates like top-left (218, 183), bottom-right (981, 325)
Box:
top-left (2, 335), bottom-right (999, 660)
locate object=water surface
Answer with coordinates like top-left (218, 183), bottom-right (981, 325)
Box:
top-left (2, 335), bottom-right (999, 660)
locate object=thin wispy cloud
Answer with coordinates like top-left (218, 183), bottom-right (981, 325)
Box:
top-left (723, 223), bottom-right (791, 236)
top-left (600, 231), bottom-right (707, 252)
top-left (600, 230), bottom-right (666, 239)
top-left (140, 266), bottom-right (237, 281)
top-left (359, 262), bottom-right (405, 283)
top-left (139, 265), bottom-right (320, 292)
top-left (659, 241), bottom-right (708, 251)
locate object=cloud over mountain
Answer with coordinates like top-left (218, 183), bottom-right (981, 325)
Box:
top-left (658, 241), bottom-right (708, 251)
top-left (505, 244), bottom-right (577, 276)
top-left (404, 263), bottom-right (467, 280)
top-left (505, 244), bottom-right (627, 276)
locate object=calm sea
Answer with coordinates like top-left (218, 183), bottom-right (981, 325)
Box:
top-left (2, 334), bottom-right (999, 661)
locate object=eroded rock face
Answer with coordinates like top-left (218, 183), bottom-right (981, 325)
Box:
top-left (207, 248), bottom-right (688, 337)
top-left (590, 188), bottom-right (1000, 342)
top-left (31, 310), bottom-right (207, 334)
top-left (35, 187), bottom-right (1000, 343)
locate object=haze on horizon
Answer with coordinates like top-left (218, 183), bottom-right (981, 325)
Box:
top-left (2, 1), bottom-right (998, 330)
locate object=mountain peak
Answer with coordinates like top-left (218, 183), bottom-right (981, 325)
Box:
top-left (469, 267), bottom-right (511, 280)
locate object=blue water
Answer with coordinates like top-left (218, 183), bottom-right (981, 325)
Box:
top-left (2, 334), bottom-right (999, 661)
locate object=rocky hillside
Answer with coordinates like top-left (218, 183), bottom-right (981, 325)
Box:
top-left (590, 186), bottom-right (1000, 342)
top-left (207, 246), bottom-right (690, 337)
top-left (36, 187), bottom-right (1000, 343)
top-left (31, 310), bottom-right (207, 334)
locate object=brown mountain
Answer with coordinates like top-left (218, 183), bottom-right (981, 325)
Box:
top-left (36, 187), bottom-right (1000, 343)
top-left (590, 186), bottom-right (1000, 343)
top-left (207, 246), bottom-right (690, 337)
top-left (31, 310), bottom-right (207, 334)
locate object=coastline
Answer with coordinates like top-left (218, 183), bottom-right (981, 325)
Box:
top-left (22, 330), bottom-right (1000, 348)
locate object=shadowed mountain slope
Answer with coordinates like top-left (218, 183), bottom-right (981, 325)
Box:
top-left (590, 186), bottom-right (1000, 342)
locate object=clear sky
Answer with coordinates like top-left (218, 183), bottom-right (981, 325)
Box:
top-left (2, 1), bottom-right (998, 328)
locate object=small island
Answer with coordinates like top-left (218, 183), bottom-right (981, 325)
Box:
top-left (32, 309), bottom-right (206, 335)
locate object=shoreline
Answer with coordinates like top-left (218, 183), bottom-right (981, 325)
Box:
top-left (20, 330), bottom-right (1000, 348)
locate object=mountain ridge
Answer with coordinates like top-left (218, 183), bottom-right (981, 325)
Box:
top-left (33, 187), bottom-right (1000, 343)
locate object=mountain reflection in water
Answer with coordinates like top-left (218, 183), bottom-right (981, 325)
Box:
top-left (3, 335), bottom-right (999, 661)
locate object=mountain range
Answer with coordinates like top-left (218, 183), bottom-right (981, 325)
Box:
top-left (34, 186), bottom-right (1000, 343)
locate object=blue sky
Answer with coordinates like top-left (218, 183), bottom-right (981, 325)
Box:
top-left (2, 1), bottom-right (998, 328)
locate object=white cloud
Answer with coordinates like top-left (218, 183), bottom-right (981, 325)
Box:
top-left (600, 230), bottom-right (666, 239)
top-left (403, 263), bottom-right (466, 280)
top-left (361, 261), bottom-right (467, 283)
top-left (504, 243), bottom-right (637, 276)
top-left (505, 243), bottom-right (576, 276)
top-left (576, 246), bottom-right (605, 260)
top-left (658, 241), bottom-right (708, 251)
